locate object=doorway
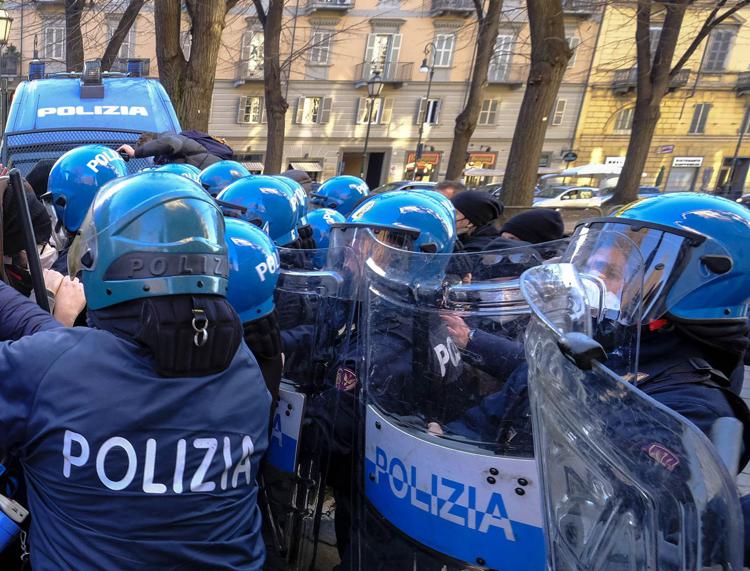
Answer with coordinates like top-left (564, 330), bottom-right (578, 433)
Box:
top-left (664, 166), bottom-right (698, 193)
top-left (340, 151), bottom-right (385, 188)
top-left (716, 157), bottom-right (750, 199)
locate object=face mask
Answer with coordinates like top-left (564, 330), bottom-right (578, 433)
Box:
top-left (38, 243), bottom-right (58, 271)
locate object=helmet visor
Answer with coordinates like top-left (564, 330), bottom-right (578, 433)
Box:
top-left (573, 219), bottom-right (733, 322)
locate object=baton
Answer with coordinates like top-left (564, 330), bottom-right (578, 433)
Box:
top-left (10, 169), bottom-right (50, 311)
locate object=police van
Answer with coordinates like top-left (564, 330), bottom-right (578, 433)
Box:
top-left (2, 60), bottom-right (180, 175)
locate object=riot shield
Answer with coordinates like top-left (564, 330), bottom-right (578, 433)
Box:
top-left (349, 236), bottom-right (570, 571)
top-left (262, 245), bottom-right (360, 571)
top-left (521, 234), bottom-right (743, 569)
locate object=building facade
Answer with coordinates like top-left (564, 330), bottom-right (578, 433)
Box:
top-left (572, 2), bottom-right (750, 195)
top-left (1, 0), bottom-right (597, 188)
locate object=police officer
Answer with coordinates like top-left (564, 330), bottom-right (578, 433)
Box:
top-left (310, 175), bottom-right (369, 216)
top-left (44, 144), bottom-right (128, 274)
top-left (199, 160), bottom-right (251, 196)
top-left (0, 171), bottom-right (270, 569)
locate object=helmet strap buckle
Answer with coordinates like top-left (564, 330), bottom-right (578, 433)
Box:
top-left (192, 308), bottom-right (209, 347)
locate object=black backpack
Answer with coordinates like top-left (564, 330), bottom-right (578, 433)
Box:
top-left (180, 130), bottom-right (234, 160)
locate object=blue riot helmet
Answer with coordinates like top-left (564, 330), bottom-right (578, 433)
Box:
top-left (307, 208), bottom-right (345, 250)
top-left (310, 175), bottom-right (369, 216)
top-left (344, 190), bottom-right (456, 255)
top-left (217, 176), bottom-right (300, 246)
top-left (68, 172), bottom-right (228, 310)
top-left (274, 175), bottom-right (309, 225)
top-left (199, 160), bottom-right (251, 196)
top-left (158, 163), bottom-right (202, 185)
top-left (573, 192), bottom-right (750, 324)
top-left (47, 144), bottom-right (128, 233)
top-left (225, 217), bottom-right (280, 322)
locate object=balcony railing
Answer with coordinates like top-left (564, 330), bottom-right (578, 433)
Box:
top-left (354, 61), bottom-right (413, 84)
top-left (430, 0), bottom-right (474, 17)
top-left (737, 71), bottom-right (750, 95)
top-left (108, 58), bottom-right (151, 76)
top-left (235, 60), bottom-right (264, 84)
top-left (487, 64), bottom-right (527, 86)
top-left (562, 0), bottom-right (596, 15)
top-left (303, 0), bottom-right (353, 13)
top-left (612, 67), bottom-right (690, 95)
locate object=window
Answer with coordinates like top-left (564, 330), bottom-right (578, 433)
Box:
top-left (689, 103), bottom-right (711, 134)
top-left (478, 99), bottom-right (499, 125)
top-left (433, 33), bottom-right (455, 68)
top-left (309, 30), bottom-right (333, 65)
top-left (566, 36), bottom-right (580, 67)
top-left (613, 107), bottom-right (634, 132)
top-left (107, 17), bottom-right (137, 59)
top-left (43, 20), bottom-right (65, 60)
top-left (488, 34), bottom-right (514, 81)
top-left (416, 98), bottom-right (441, 125)
top-left (551, 99), bottom-right (567, 126)
top-left (295, 96), bottom-right (333, 124)
top-left (703, 29), bottom-right (734, 72)
top-left (237, 96), bottom-right (265, 124)
top-left (240, 31), bottom-right (265, 75)
top-left (649, 26), bottom-right (662, 57)
top-left (364, 33), bottom-right (402, 79)
top-left (356, 97), bottom-right (393, 124)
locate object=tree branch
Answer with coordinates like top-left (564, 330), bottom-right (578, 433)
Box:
top-left (472, 0), bottom-right (484, 22)
top-left (635, 0), bottom-right (652, 94)
top-left (100, 0), bottom-right (146, 71)
top-left (670, 0), bottom-right (749, 76)
top-left (251, 0), bottom-right (268, 26)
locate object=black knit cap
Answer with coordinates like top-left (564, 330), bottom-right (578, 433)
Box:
top-left (450, 191), bottom-right (504, 228)
top-left (500, 209), bottom-right (564, 244)
top-left (3, 183), bottom-right (52, 255)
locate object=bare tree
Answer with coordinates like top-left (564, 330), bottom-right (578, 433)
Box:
top-left (501, 0), bottom-right (571, 207)
top-left (251, 0), bottom-right (286, 174)
top-left (444, 0), bottom-right (503, 180)
top-left (610, 0), bottom-right (750, 205)
top-left (154, 0), bottom-right (239, 130)
top-left (64, 0), bottom-right (148, 72)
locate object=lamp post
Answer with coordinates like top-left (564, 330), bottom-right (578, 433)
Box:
top-left (360, 71), bottom-right (384, 181)
top-left (412, 42), bottom-right (436, 181)
top-left (0, 7), bottom-right (13, 138)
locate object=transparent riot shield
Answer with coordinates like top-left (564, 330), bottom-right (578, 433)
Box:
top-left (521, 231), bottom-right (743, 570)
top-left (262, 246), bottom-right (360, 571)
top-left (348, 235), bottom-right (570, 571)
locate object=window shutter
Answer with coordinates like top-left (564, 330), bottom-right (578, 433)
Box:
top-left (390, 34), bottom-right (402, 63)
top-left (416, 97), bottom-right (427, 125)
top-left (295, 96), bottom-right (306, 124)
top-left (319, 97), bottom-right (333, 124)
top-left (355, 97), bottom-right (365, 124)
top-left (260, 97), bottom-right (267, 123)
top-left (364, 34), bottom-right (376, 63)
top-left (380, 97), bottom-right (393, 124)
top-left (237, 96), bottom-right (248, 124)
top-left (567, 37), bottom-right (580, 67)
top-left (552, 99), bottom-right (567, 126)
top-left (489, 99), bottom-right (499, 124)
top-left (433, 99), bottom-right (441, 124)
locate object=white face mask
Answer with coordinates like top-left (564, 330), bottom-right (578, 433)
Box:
top-left (38, 243), bottom-right (58, 271)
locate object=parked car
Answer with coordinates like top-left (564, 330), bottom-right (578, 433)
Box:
top-left (532, 186), bottom-right (603, 209)
top-left (736, 194), bottom-right (750, 209)
top-left (470, 183), bottom-right (503, 198)
top-left (370, 181), bottom-right (436, 195)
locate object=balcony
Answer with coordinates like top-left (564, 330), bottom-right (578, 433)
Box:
top-left (303, 0), bottom-right (353, 14)
top-left (108, 58), bottom-right (151, 76)
top-left (736, 71), bottom-right (750, 95)
top-left (612, 67), bottom-right (690, 95)
top-left (234, 60), bottom-right (264, 86)
top-left (430, 0), bottom-right (475, 17)
top-left (562, 0), bottom-right (596, 16)
top-left (487, 64), bottom-right (527, 87)
top-left (354, 61), bottom-right (413, 86)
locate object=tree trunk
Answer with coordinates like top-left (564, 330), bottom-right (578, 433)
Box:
top-left (608, 0), bottom-right (689, 205)
top-left (65, 0), bottom-right (85, 72)
top-left (154, 0), bottom-right (236, 131)
top-left (444, 0), bottom-right (503, 180)
top-left (502, 0), bottom-right (570, 207)
top-left (101, 0), bottom-right (146, 72)
top-left (261, 0), bottom-right (288, 174)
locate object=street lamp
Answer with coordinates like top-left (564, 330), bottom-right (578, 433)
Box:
top-left (413, 42), bottom-right (436, 181)
top-left (0, 6), bottom-right (13, 138)
top-left (360, 71), bottom-right (384, 180)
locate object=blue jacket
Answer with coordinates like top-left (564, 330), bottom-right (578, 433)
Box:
top-left (0, 283), bottom-right (270, 570)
